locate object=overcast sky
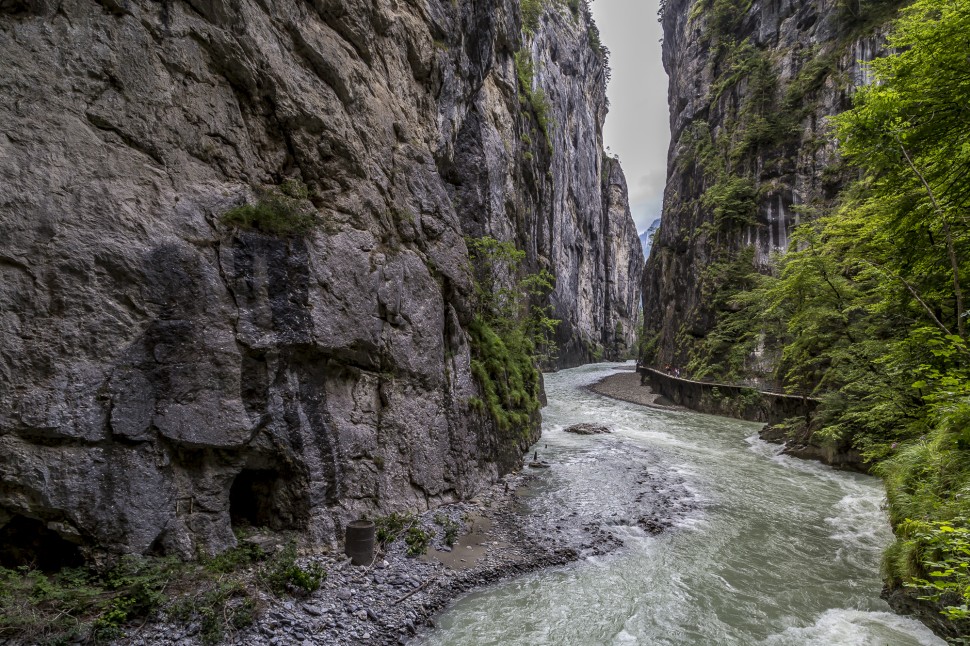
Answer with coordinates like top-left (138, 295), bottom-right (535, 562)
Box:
top-left (590, 0), bottom-right (670, 233)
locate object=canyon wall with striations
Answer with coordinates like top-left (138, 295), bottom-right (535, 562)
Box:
top-left (0, 0), bottom-right (641, 560)
top-left (642, 0), bottom-right (900, 382)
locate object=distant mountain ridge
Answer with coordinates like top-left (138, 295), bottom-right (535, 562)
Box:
top-left (639, 218), bottom-right (661, 259)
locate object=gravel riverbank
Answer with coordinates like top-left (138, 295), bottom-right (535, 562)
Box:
top-left (121, 470), bottom-right (619, 646)
top-left (587, 370), bottom-right (677, 409)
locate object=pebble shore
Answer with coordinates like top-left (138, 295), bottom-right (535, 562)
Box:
top-left (121, 470), bottom-right (619, 646)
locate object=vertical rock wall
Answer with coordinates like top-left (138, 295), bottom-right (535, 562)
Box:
top-left (643, 0), bottom-right (901, 375)
top-left (0, 0), bottom-right (641, 559)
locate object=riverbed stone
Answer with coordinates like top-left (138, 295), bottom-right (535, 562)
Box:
top-left (564, 423), bottom-right (612, 435)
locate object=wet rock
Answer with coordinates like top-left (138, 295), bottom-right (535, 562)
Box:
top-left (564, 423), bottom-right (612, 435)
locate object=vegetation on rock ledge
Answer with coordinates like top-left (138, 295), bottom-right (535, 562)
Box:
top-left (222, 179), bottom-right (318, 236)
top-left (465, 236), bottom-right (558, 433)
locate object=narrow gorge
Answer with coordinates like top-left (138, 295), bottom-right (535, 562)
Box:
top-left (0, 0), bottom-right (641, 563)
top-left (2, 0), bottom-right (968, 644)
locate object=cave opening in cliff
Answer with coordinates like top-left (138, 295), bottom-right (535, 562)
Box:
top-left (0, 515), bottom-right (84, 572)
top-left (229, 468), bottom-right (306, 531)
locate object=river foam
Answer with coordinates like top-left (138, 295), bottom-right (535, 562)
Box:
top-left (419, 363), bottom-right (945, 646)
top-left (761, 608), bottom-right (943, 645)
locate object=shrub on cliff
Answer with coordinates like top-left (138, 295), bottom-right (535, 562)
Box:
top-left (222, 179), bottom-right (318, 236)
top-left (465, 236), bottom-right (558, 431)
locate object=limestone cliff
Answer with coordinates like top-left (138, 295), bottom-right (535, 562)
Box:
top-left (642, 0), bottom-right (902, 381)
top-left (0, 0), bottom-right (641, 560)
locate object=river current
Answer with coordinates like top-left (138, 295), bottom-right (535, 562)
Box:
top-left (419, 363), bottom-right (944, 646)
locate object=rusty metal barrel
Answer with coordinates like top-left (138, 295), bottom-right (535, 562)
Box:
top-left (344, 519), bottom-right (376, 566)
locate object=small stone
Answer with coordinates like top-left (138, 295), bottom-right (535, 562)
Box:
top-left (303, 604), bottom-right (324, 616)
top-left (337, 588), bottom-right (353, 600)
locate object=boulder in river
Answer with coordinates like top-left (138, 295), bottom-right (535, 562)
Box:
top-left (564, 423), bottom-right (611, 435)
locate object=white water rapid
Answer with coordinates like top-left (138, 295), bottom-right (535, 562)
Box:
top-left (418, 363), bottom-right (944, 646)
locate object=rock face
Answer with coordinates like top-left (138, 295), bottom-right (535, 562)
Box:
top-left (642, 0), bottom-right (899, 375)
top-left (0, 0), bottom-right (641, 559)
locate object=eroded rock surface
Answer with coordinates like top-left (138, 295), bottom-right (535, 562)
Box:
top-left (0, 0), bottom-right (641, 559)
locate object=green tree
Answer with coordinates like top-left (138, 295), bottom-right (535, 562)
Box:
top-left (759, 0), bottom-right (970, 620)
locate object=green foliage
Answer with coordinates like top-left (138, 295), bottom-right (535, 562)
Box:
top-left (684, 247), bottom-right (772, 381)
top-left (259, 543), bottom-right (325, 596)
top-left (514, 50), bottom-right (554, 152)
top-left (636, 310), bottom-right (660, 365)
top-left (0, 556), bottom-right (179, 643)
top-left (469, 317), bottom-right (544, 431)
top-left (0, 557), bottom-right (184, 642)
top-left (466, 236), bottom-right (527, 322)
top-left (169, 580), bottom-right (257, 645)
top-left (375, 512), bottom-right (418, 548)
top-left (0, 538), bottom-right (324, 643)
top-left (587, 23), bottom-right (602, 53)
top-left (706, 0), bottom-right (970, 623)
top-left (203, 540), bottom-right (266, 574)
top-left (434, 514), bottom-right (461, 546)
top-left (695, 0), bottom-right (755, 62)
top-left (404, 527), bottom-right (432, 557)
top-left (702, 175), bottom-right (758, 230)
top-left (891, 518), bottom-right (970, 620)
top-left (466, 235), bottom-right (559, 366)
top-left (464, 236), bottom-right (552, 430)
top-left (514, 50), bottom-right (535, 92)
top-left (222, 179), bottom-right (318, 236)
top-left (837, 0), bottom-right (910, 35)
top-left (521, 0), bottom-right (544, 33)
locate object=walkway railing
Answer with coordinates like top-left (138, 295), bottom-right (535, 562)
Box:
top-left (636, 364), bottom-right (820, 403)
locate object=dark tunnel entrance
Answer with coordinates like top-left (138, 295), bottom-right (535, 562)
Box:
top-left (0, 515), bottom-right (84, 572)
top-left (229, 468), bottom-right (306, 531)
